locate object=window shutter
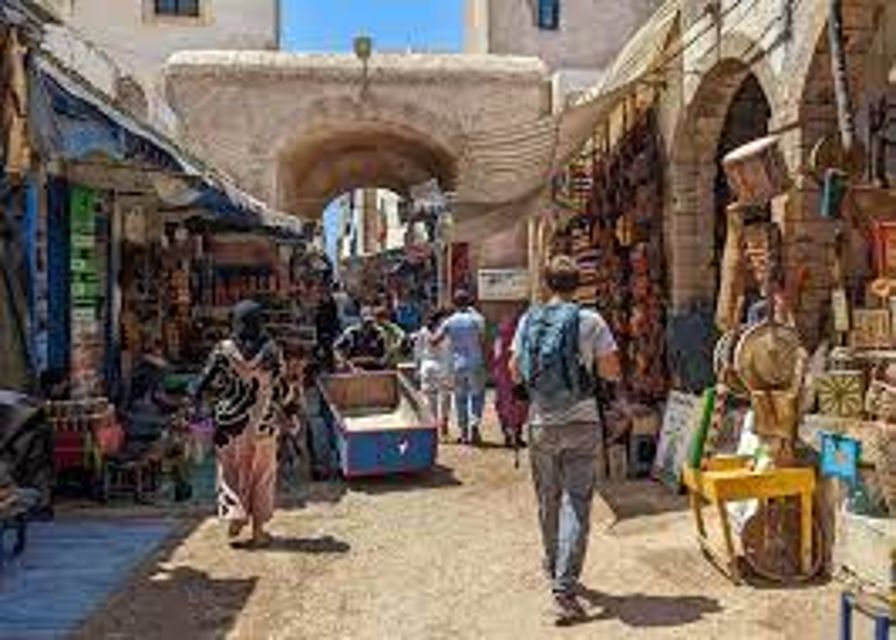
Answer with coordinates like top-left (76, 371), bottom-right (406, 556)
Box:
top-left (537, 0), bottom-right (560, 30)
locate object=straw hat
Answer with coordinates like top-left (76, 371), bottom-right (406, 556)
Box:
top-left (734, 322), bottom-right (803, 391)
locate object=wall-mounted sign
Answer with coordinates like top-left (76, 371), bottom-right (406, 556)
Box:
top-left (478, 268), bottom-right (530, 301)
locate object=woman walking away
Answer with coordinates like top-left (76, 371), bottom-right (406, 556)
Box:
top-left (414, 309), bottom-right (452, 440)
top-left (192, 300), bottom-right (294, 548)
top-left (492, 312), bottom-right (528, 449)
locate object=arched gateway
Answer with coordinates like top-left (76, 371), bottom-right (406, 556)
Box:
top-left (163, 52), bottom-right (591, 237)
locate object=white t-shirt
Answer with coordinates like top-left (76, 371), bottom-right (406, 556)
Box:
top-left (511, 304), bottom-right (618, 427)
top-left (414, 327), bottom-right (451, 390)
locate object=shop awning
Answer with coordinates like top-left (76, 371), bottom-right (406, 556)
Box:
top-left (573, 0), bottom-right (680, 108)
top-left (0, 0), bottom-right (59, 39)
top-left (28, 52), bottom-right (310, 238)
top-left (553, 0), bottom-right (680, 169)
top-left (30, 54), bottom-right (196, 173)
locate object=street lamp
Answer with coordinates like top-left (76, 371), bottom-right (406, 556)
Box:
top-left (353, 35), bottom-right (373, 98)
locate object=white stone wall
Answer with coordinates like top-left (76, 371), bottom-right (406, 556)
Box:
top-left (54, 0), bottom-right (278, 129)
top-left (469, 0), bottom-right (658, 72)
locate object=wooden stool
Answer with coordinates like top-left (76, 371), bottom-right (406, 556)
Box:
top-left (841, 591), bottom-right (893, 640)
top-left (101, 457), bottom-right (161, 504)
top-left (683, 456), bottom-right (815, 583)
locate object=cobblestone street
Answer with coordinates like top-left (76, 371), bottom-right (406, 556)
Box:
top-left (74, 433), bottom-right (840, 640)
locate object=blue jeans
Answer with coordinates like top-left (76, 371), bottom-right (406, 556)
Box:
top-left (529, 421), bottom-right (599, 595)
top-left (453, 367), bottom-right (485, 438)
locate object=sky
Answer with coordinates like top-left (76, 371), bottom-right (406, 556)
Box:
top-left (280, 1), bottom-right (465, 261)
top-left (281, 0), bottom-right (465, 54)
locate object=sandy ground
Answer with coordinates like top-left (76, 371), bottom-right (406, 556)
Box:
top-left (73, 429), bottom-right (848, 640)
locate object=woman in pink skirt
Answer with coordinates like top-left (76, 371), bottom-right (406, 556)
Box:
top-left (492, 312), bottom-right (529, 448)
top-left (193, 300), bottom-right (294, 547)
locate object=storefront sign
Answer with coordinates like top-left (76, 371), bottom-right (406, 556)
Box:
top-left (477, 268), bottom-right (530, 301)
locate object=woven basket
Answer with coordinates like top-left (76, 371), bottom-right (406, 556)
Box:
top-left (874, 422), bottom-right (896, 514)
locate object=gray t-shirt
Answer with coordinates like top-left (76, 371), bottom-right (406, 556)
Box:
top-left (511, 304), bottom-right (618, 427)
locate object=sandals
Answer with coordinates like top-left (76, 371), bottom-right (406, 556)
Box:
top-left (227, 520), bottom-right (247, 539)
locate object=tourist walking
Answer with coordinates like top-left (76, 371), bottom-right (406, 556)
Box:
top-left (434, 290), bottom-right (486, 445)
top-left (414, 309), bottom-right (452, 439)
top-left (192, 300), bottom-right (294, 548)
top-left (510, 256), bottom-right (621, 625)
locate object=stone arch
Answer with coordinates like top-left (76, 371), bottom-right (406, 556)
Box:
top-left (667, 54), bottom-right (777, 309)
top-left (274, 109), bottom-right (459, 218)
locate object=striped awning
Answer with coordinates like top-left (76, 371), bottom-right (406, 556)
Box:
top-left (552, 0), bottom-right (680, 169)
top-left (570, 0), bottom-right (680, 109)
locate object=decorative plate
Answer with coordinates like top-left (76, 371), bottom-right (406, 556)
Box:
top-left (816, 370), bottom-right (865, 418)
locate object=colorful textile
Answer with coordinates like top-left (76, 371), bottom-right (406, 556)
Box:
top-left (492, 315), bottom-right (528, 438)
top-left (196, 339), bottom-right (291, 524)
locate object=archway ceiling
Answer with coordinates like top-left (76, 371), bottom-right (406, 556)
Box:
top-left (277, 127), bottom-right (456, 217)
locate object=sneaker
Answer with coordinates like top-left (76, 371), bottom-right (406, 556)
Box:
top-left (553, 593), bottom-right (587, 627)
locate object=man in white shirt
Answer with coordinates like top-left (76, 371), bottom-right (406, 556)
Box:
top-left (510, 255), bottom-right (621, 626)
top-left (434, 290), bottom-right (487, 444)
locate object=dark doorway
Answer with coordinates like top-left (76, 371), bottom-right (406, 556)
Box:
top-left (712, 74), bottom-right (773, 298)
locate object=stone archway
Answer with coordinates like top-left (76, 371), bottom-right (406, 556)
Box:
top-left (274, 116), bottom-right (458, 218)
top-left (667, 58), bottom-right (777, 310)
top-left (163, 51), bottom-right (551, 222)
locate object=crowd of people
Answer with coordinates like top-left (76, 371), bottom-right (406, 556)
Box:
top-left (192, 254), bottom-right (620, 626)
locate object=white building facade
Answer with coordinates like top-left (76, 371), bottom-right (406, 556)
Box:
top-left (466, 0), bottom-right (658, 104)
top-left (41, 0), bottom-right (279, 129)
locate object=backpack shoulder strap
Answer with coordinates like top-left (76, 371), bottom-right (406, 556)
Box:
top-left (556, 304), bottom-right (580, 390)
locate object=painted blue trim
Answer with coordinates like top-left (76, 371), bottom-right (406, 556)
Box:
top-left (46, 178), bottom-right (70, 377)
top-left (24, 174), bottom-right (40, 372)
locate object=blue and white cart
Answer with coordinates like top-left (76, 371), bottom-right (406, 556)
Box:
top-left (318, 371), bottom-right (438, 478)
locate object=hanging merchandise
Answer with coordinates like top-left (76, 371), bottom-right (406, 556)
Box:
top-left (553, 106), bottom-right (669, 403)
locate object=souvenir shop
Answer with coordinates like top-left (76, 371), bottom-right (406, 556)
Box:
top-left (4, 39), bottom-right (322, 507)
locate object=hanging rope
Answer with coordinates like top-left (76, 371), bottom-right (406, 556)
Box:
top-left (827, 0), bottom-right (857, 154)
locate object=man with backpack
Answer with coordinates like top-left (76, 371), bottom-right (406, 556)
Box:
top-left (510, 255), bottom-right (621, 626)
